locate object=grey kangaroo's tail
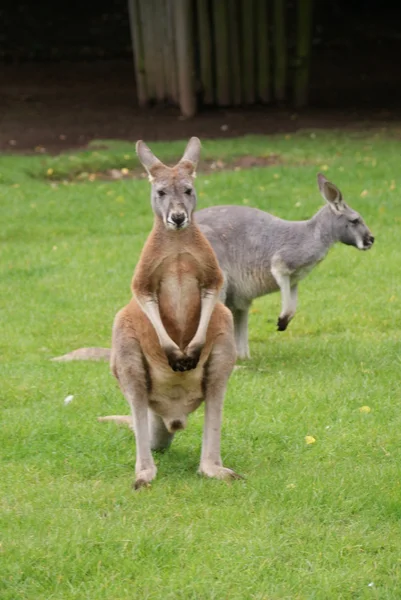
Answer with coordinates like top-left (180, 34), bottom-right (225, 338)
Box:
top-left (98, 415), bottom-right (132, 426)
top-left (51, 347), bottom-right (111, 362)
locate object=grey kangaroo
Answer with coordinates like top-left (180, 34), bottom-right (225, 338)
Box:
top-left (195, 173), bottom-right (374, 359)
top-left (52, 173), bottom-right (374, 363)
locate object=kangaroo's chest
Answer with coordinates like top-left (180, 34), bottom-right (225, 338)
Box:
top-left (157, 254), bottom-right (202, 345)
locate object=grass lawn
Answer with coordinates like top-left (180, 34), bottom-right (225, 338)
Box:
top-left (1, 129), bottom-right (401, 599)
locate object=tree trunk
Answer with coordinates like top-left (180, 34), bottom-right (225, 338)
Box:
top-left (127, 0), bottom-right (147, 106)
top-left (273, 0), bottom-right (287, 102)
top-left (174, 0), bottom-right (197, 117)
top-left (294, 0), bottom-right (314, 108)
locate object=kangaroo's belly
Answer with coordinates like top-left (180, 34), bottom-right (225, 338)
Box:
top-left (148, 363), bottom-right (205, 430)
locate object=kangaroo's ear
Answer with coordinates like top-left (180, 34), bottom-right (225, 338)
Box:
top-left (317, 173), bottom-right (344, 213)
top-left (136, 141), bottom-right (164, 179)
top-left (179, 137), bottom-right (201, 176)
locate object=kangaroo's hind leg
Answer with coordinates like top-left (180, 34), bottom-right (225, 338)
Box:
top-left (111, 316), bottom-right (157, 490)
top-left (199, 310), bottom-right (242, 480)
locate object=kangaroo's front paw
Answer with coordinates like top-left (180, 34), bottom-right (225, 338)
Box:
top-left (133, 466), bottom-right (157, 490)
top-left (183, 343), bottom-right (203, 369)
top-left (277, 315), bottom-right (290, 331)
top-left (166, 347), bottom-right (199, 372)
top-left (199, 461), bottom-right (243, 481)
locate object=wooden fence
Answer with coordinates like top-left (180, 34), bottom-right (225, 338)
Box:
top-left (128, 0), bottom-right (314, 116)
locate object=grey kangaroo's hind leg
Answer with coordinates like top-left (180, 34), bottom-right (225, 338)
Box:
top-left (111, 336), bottom-right (156, 490)
top-left (149, 411), bottom-right (175, 451)
top-left (232, 307), bottom-right (251, 360)
top-left (271, 265), bottom-right (298, 331)
top-left (199, 331), bottom-right (242, 480)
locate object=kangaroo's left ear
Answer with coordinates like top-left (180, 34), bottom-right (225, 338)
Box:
top-left (317, 173), bottom-right (345, 213)
top-left (179, 137), bottom-right (201, 177)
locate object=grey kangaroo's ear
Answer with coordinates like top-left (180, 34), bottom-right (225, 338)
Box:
top-left (179, 137), bottom-right (201, 173)
top-left (136, 141), bottom-right (164, 177)
top-left (317, 173), bottom-right (344, 213)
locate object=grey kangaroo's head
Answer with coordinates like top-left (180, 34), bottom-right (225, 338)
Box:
top-left (317, 173), bottom-right (374, 250)
top-left (136, 137), bottom-right (201, 231)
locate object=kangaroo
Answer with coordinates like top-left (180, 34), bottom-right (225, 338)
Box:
top-left (195, 173), bottom-right (374, 359)
top-left (99, 137), bottom-right (240, 489)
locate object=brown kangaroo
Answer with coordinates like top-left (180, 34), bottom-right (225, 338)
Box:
top-left (99, 137), bottom-right (240, 489)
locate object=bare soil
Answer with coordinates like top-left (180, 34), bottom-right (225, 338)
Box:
top-left (1, 61), bottom-right (401, 156)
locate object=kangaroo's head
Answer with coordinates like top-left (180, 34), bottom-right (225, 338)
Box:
top-left (136, 137), bottom-right (201, 231)
top-left (317, 173), bottom-right (374, 251)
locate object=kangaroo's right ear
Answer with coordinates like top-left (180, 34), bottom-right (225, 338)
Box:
top-left (136, 141), bottom-right (163, 180)
top-left (179, 137), bottom-right (201, 175)
top-left (317, 173), bottom-right (344, 213)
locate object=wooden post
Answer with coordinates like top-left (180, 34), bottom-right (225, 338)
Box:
top-left (153, 0), bottom-right (166, 101)
top-left (294, 0), bottom-right (314, 108)
top-left (256, 0), bottom-right (270, 103)
top-left (228, 0), bottom-right (242, 105)
top-left (241, 0), bottom-right (255, 105)
top-left (197, 0), bottom-right (214, 105)
top-left (213, 0), bottom-right (231, 106)
top-left (273, 0), bottom-right (287, 102)
top-left (141, 0), bottom-right (156, 100)
top-left (174, 0), bottom-right (197, 117)
top-left (165, 0), bottom-right (179, 103)
top-left (127, 0), bottom-right (148, 106)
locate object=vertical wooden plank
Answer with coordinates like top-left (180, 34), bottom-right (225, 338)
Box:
top-left (174, 0), bottom-right (197, 117)
top-left (197, 0), bottom-right (214, 105)
top-left (294, 0), bottom-right (314, 107)
top-left (153, 0), bottom-right (166, 101)
top-left (256, 0), bottom-right (270, 103)
top-left (228, 0), bottom-right (242, 105)
top-left (141, 0), bottom-right (156, 100)
top-left (165, 0), bottom-right (179, 103)
top-left (127, 0), bottom-right (148, 106)
top-left (213, 0), bottom-right (230, 106)
top-left (273, 0), bottom-right (287, 102)
top-left (241, 0), bottom-right (255, 104)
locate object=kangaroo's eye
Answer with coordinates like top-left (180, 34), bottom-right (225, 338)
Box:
top-left (157, 190), bottom-right (166, 197)
top-left (184, 188), bottom-right (192, 195)
top-left (350, 218), bottom-right (360, 225)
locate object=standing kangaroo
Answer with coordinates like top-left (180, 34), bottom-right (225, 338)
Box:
top-left (195, 173), bottom-right (374, 359)
top-left (100, 138), bottom-right (240, 489)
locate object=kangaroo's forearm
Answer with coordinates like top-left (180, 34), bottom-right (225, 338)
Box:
top-left (135, 293), bottom-right (178, 351)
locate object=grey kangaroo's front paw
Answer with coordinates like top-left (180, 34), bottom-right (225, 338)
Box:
top-left (277, 316), bottom-right (290, 331)
top-left (166, 347), bottom-right (199, 372)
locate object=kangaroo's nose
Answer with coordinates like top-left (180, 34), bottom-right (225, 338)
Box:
top-left (369, 235), bottom-right (375, 244)
top-left (171, 213), bottom-right (186, 226)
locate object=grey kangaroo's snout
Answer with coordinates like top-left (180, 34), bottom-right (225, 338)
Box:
top-left (364, 234), bottom-right (375, 249)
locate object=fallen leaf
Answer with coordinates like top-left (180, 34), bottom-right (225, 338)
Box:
top-left (359, 406), bottom-right (371, 413)
top-left (305, 435), bottom-right (316, 445)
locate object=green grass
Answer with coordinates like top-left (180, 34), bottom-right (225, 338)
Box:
top-left (1, 130), bottom-right (401, 599)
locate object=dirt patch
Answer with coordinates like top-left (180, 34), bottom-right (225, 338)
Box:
top-left (2, 61), bottom-right (401, 156)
